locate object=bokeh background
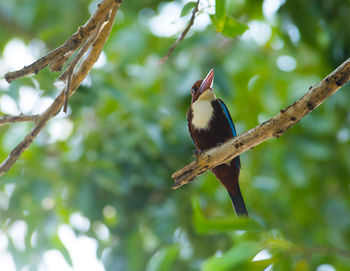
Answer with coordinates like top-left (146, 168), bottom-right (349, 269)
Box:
top-left (0, 0), bottom-right (349, 270)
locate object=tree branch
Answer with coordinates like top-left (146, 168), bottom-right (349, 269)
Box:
top-left (4, 0), bottom-right (120, 83)
top-left (0, 0), bottom-right (122, 177)
top-left (0, 114), bottom-right (40, 126)
top-left (158, 0), bottom-right (200, 65)
top-left (172, 58), bottom-right (350, 189)
top-left (60, 21), bottom-right (105, 112)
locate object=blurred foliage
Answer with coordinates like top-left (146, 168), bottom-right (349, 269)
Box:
top-left (0, 0), bottom-right (350, 270)
top-left (210, 0), bottom-right (248, 37)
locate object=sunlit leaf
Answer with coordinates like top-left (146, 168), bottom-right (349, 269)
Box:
top-left (242, 259), bottom-right (275, 270)
top-left (180, 2), bottom-right (196, 17)
top-left (221, 16), bottom-right (248, 38)
top-left (145, 245), bottom-right (179, 271)
top-left (215, 0), bottom-right (226, 21)
top-left (192, 197), bottom-right (262, 233)
top-left (263, 237), bottom-right (293, 252)
top-left (210, 15), bottom-right (248, 37)
top-left (202, 242), bottom-right (261, 271)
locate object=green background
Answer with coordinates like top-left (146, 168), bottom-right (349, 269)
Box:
top-left (0, 0), bottom-right (349, 270)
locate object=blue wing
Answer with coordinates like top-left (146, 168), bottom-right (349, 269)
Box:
top-left (218, 99), bottom-right (241, 168)
top-left (218, 99), bottom-right (238, 137)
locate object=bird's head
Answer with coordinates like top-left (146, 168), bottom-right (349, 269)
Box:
top-left (190, 69), bottom-right (215, 103)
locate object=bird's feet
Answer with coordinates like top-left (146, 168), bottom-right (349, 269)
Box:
top-left (193, 149), bottom-right (201, 158)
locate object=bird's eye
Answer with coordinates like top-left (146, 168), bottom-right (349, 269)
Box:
top-left (192, 86), bottom-right (198, 93)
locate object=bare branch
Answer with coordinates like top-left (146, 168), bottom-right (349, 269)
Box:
top-left (0, 1), bottom-right (122, 177)
top-left (63, 75), bottom-right (72, 113)
top-left (69, 6), bottom-right (118, 96)
top-left (4, 0), bottom-right (120, 83)
top-left (0, 114), bottom-right (40, 126)
top-left (61, 21), bottom-right (105, 112)
top-left (172, 58), bottom-right (350, 189)
top-left (158, 0), bottom-right (200, 65)
top-left (49, 52), bottom-right (74, 72)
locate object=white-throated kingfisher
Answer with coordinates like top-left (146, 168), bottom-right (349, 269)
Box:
top-left (187, 69), bottom-right (248, 216)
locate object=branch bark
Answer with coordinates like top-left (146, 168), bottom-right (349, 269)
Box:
top-left (61, 20), bottom-right (105, 112)
top-left (4, 0), bottom-right (120, 83)
top-left (0, 114), bottom-right (40, 126)
top-left (172, 58), bottom-right (350, 189)
top-left (0, 0), bottom-right (122, 177)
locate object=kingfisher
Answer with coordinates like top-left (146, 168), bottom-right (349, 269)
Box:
top-left (187, 69), bottom-right (248, 216)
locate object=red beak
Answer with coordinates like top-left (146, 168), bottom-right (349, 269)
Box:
top-left (199, 69), bottom-right (214, 94)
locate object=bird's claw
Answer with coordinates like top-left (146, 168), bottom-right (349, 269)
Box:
top-left (193, 149), bottom-right (201, 157)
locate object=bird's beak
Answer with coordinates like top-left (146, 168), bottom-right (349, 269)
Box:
top-left (199, 69), bottom-right (214, 94)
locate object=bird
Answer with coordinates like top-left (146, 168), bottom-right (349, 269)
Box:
top-left (187, 69), bottom-right (248, 216)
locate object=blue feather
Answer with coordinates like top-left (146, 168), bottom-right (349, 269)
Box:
top-left (218, 99), bottom-right (240, 168)
top-left (218, 100), bottom-right (237, 137)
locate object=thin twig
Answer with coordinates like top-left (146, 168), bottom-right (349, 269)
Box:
top-left (0, 2), bottom-right (121, 176)
top-left (63, 75), bottom-right (72, 113)
top-left (60, 22), bottom-right (103, 82)
top-left (0, 114), bottom-right (40, 126)
top-left (49, 51), bottom-right (74, 72)
top-left (172, 58), bottom-right (350, 189)
top-left (158, 0), bottom-right (200, 65)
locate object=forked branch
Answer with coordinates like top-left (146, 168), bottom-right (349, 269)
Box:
top-left (172, 58), bottom-right (350, 189)
top-left (0, 0), bottom-right (122, 176)
top-left (4, 0), bottom-right (121, 83)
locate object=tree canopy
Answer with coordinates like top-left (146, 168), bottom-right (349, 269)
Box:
top-left (0, 0), bottom-right (349, 270)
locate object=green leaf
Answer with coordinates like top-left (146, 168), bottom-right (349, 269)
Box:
top-left (210, 15), bottom-right (248, 38)
top-left (221, 16), bottom-right (248, 38)
top-left (145, 245), bottom-right (179, 271)
top-left (180, 2), bottom-right (196, 17)
top-left (215, 0), bottom-right (227, 21)
top-left (242, 259), bottom-right (275, 270)
top-left (202, 242), bottom-right (261, 271)
top-left (264, 237), bottom-right (293, 252)
top-left (192, 197), bottom-right (262, 233)
top-left (211, 0), bottom-right (228, 31)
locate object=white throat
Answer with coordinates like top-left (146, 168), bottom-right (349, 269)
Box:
top-left (191, 90), bottom-right (216, 130)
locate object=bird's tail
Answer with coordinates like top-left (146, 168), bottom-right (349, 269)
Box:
top-left (228, 189), bottom-right (248, 216)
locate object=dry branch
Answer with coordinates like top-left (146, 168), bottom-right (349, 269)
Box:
top-left (0, 0), bottom-right (122, 176)
top-left (4, 0), bottom-right (120, 83)
top-left (172, 58), bottom-right (350, 189)
top-left (0, 114), bottom-right (40, 126)
top-left (158, 0), bottom-right (200, 65)
top-left (61, 21), bottom-right (105, 112)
